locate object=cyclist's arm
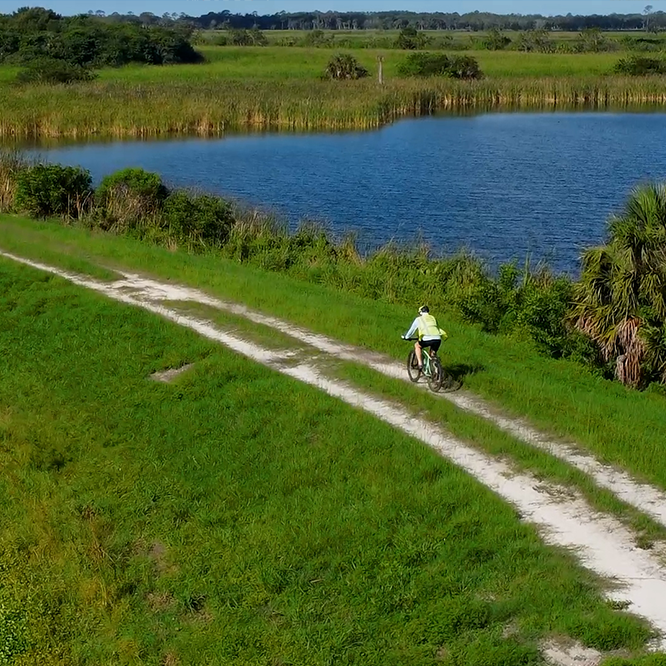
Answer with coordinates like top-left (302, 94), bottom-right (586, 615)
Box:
top-left (404, 318), bottom-right (420, 339)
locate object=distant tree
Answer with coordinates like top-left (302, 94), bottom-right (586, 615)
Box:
top-left (644, 5), bottom-right (654, 32)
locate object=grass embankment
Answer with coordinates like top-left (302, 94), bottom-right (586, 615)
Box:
top-left (0, 258), bottom-right (655, 664)
top-left (2, 216), bottom-right (666, 501)
top-left (1, 47), bottom-right (665, 138)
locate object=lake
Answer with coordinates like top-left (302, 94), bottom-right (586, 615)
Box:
top-left (23, 111), bottom-right (666, 273)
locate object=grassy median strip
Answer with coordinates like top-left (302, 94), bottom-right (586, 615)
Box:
top-left (0, 257), bottom-right (657, 664)
top-left (161, 300), bottom-right (304, 352)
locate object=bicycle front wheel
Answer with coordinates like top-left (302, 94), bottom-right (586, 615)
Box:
top-left (428, 357), bottom-right (444, 392)
top-left (407, 351), bottom-right (421, 383)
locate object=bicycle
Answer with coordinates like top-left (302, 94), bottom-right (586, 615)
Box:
top-left (403, 338), bottom-right (461, 393)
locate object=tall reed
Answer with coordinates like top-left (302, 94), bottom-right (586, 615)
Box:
top-left (0, 150), bottom-right (28, 212)
top-left (1, 76), bottom-right (665, 139)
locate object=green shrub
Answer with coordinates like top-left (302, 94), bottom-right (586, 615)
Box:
top-left (227, 28), bottom-right (268, 47)
top-left (515, 29), bottom-right (555, 53)
top-left (303, 29), bottom-right (333, 48)
top-left (15, 58), bottom-right (95, 84)
top-left (446, 55), bottom-right (483, 80)
top-left (395, 27), bottom-right (429, 50)
top-left (95, 168), bottom-right (167, 229)
top-left (163, 191), bottom-right (234, 248)
top-left (614, 56), bottom-right (666, 75)
top-left (324, 54), bottom-right (369, 80)
top-left (15, 164), bottom-right (92, 218)
top-left (397, 53), bottom-right (482, 80)
top-left (398, 53), bottom-right (451, 77)
top-left (483, 28), bottom-right (511, 50)
top-left (0, 11), bottom-right (203, 68)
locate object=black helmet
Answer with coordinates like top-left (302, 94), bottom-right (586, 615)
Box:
top-left (419, 305), bottom-right (429, 314)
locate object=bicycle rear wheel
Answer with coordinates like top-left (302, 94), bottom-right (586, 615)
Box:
top-left (427, 357), bottom-right (444, 392)
top-left (407, 351), bottom-right (421, 382)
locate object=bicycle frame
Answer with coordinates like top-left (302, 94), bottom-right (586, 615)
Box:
top-left (421, 348), bottom-right (436, 377)
top-left (406, 338), bottom-right (438, 377)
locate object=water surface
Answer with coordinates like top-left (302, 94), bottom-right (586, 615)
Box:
top-left (26, 112), bottom-right (666, 273)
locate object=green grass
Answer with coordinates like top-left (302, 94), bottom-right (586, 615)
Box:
top-left (0, 258), bottom-right (654, 664)
top-left (1, 216), bottom-right (666, 504)
top-left (0, 230), bottom-right (120, 281)
top-left (1, 46), bottom-right (664, 138)
top-left (104, 47), bottom-right (621, 81)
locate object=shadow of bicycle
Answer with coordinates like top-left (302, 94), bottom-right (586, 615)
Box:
top-left (440, 363), bottom-right (485, 391)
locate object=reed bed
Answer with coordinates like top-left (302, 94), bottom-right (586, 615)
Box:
top-left (1, 75), bottom-right (665, 139)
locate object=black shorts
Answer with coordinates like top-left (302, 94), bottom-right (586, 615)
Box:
top-left (417, 339), bottom-right (441, 353)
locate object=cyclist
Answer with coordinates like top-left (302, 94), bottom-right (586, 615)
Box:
top-left (402, 305), bottom-right (447, 371)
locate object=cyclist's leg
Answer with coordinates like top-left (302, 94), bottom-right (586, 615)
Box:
top-left (414, 341), bottom-right (424, 369)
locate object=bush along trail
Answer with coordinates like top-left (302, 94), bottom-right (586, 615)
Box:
top-left (5, 248), bottom-right (666, 662)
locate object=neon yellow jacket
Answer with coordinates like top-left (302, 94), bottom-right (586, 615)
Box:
top-left (404, 313), bottom-right (448, 341)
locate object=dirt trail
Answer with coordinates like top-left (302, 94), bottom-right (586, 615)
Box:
top-left (4, 250), bottom-right (666, 650)
top-left (108, 270), bottom-right (666, 531)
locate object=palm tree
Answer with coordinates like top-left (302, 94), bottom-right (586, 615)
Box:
top-left (571, 183), bottom-right (666, 387)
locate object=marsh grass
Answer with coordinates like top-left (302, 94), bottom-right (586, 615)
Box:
top-left (0, 47), bottom-right (664, 138)
top-left (0, 260), bottom-right (655, 664)
top-left (0, 150), bottom-right (27, 212)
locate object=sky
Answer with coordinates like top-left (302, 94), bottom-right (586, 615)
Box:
top-left (1, 0), bottom-right (664, 16)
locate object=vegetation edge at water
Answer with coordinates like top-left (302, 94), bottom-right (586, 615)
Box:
top-left (3, 76), bottom-right (666, 139)
top-left (3, 154), bottom-right (666, 391)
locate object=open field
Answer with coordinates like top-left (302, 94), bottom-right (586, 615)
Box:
top-left (1, 46), bottom-right (665, 138)
top-left (124, 46), bottom-right (622, 80)
top-left (3, 215), bottom-right (666, 507)
top-left (1, 257), bottom-right (658, 664)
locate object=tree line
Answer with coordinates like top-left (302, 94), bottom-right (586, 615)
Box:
top-left (93, 8), bottom-right (666, 33)
top-left (0, 7), bottom-right (201, 68)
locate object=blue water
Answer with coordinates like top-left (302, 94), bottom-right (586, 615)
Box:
top-left (28, 112), bottom-right (666, 273)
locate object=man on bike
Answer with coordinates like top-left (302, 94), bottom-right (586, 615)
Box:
top-left (402, 305), bottom-right (447, 371)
